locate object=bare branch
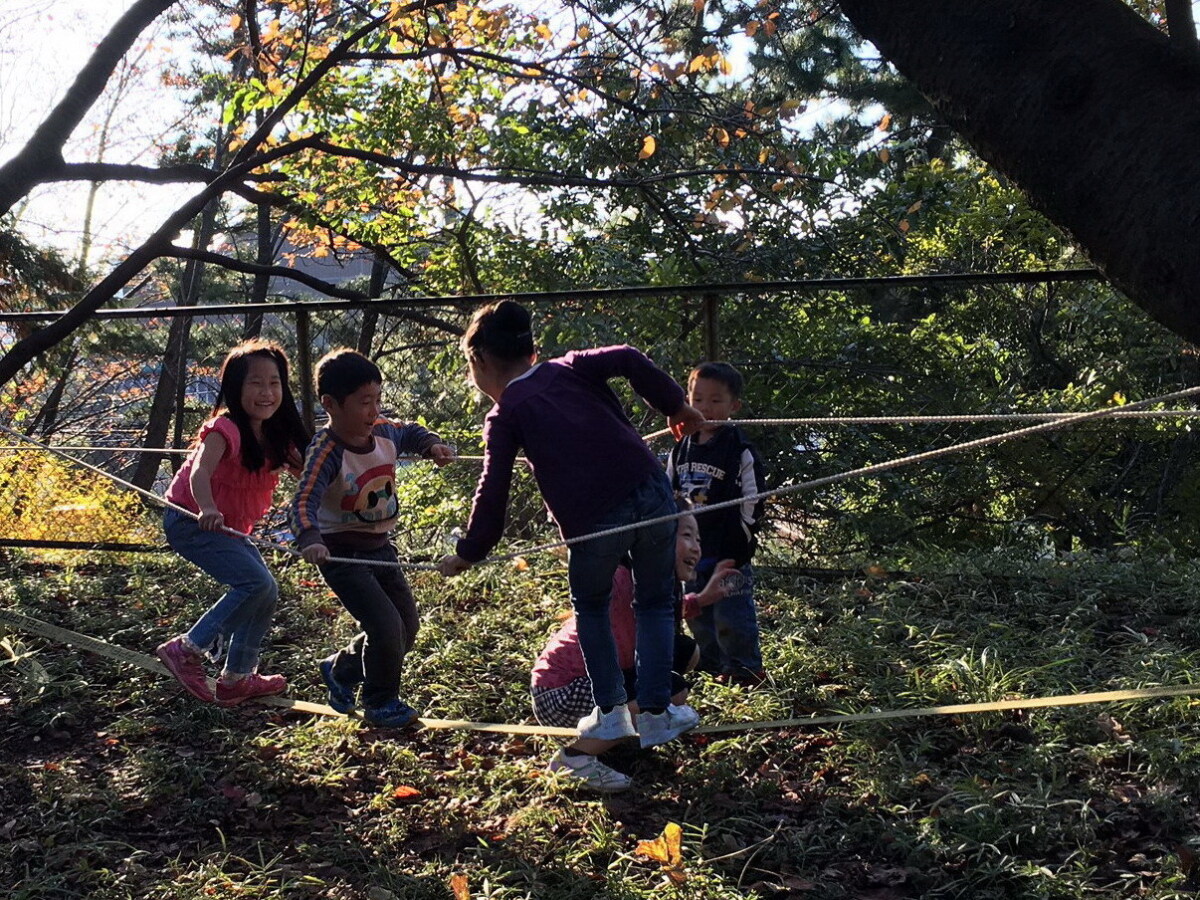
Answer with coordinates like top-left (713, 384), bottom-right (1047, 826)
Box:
top-left (160, 245), bottom-right (371, 301)
top-left (54, 162), bottom-right (219, 184)
top-left (228, 183), bottom-right (421, 283)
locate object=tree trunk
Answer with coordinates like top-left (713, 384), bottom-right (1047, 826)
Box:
top-left (357, 255), bottom-right (388, 354)
top-left (243, 201), bottom-right (275, 338)
top-left (836, 0), bottom-right (1200, 344)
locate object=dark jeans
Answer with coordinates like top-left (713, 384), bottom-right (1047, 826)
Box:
top-left (567, 470), bottom-right (678, 710)
top-left (687, 562), bottom-right (763, 676)
top-left (318, 543), bottom-right (418, 708)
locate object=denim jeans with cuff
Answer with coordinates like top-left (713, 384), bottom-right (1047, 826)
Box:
top-left (567, 470), bottom-right (678, 711)
top-left (164, 507), bottom-right (278, 675)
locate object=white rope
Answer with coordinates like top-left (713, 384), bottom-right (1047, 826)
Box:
top-left (0, 444), bottom-right (192, 455)
top-left (0, 422), bottom-right (437, 571)
top-left (642, 408), bottom-right (1200, 440)
top-left (0, 443), bottom-right (493, 462)
top-left (478, 385), bottom-right (1200, 565)
top-left (7, 386), bottom-right (1200, 572)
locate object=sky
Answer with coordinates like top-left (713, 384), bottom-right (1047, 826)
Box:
top-left (0, 0), bottom-right (198, 267)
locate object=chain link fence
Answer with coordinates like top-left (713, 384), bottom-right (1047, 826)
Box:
top-left (4, 272), bottom-right (1200, 562)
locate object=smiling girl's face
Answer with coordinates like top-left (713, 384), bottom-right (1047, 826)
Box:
top-left (239, 355), bottom-right (283, 427)
top-left (675, 513), bottom-right (701, 581)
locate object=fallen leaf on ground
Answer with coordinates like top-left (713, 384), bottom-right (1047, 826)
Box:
top-left (635, 821), bottom-right (686, 884)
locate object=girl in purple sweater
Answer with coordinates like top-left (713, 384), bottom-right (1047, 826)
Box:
top-left (439, 300), bottom-right (706, 749)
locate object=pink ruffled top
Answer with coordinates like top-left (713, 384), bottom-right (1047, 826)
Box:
top-left (165, 416), bottom-right (281, 534)
top-left (531, 566), bottom-right (638, 691)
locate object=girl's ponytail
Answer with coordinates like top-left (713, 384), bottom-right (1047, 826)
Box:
top-left (462, 299), bottom-right (535, 363)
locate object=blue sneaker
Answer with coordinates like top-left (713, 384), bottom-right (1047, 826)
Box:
top-left (318, 659), bottom-right (357, 714)
top-left (363, 698), bottom-right (420, 728)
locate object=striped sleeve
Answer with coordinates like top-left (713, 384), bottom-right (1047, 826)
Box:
top-left (290, 432), bottom-right (340, 549)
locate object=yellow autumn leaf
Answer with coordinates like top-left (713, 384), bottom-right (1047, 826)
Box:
top-left (746, 21), bottom-right (760, 37)
top-left (1113, 391), bottom-right (1127, 406)
top-left (577, 25), bottom-right (590, 39)
top-left (535, 23), bottom-right (553, 41)
top-left (878, 147), bottom-right (891, 164)
top-left (639, 135), bottom-right (657, 159)
top-left (513, 557), bottom-right (529, 572)
top-left (878, 112), bottom-right (893, 131)
top-left (450, 873), bottom-right (470, 900)
top-left (712, 127), bottom-right (730, 148)
top-left (635, 822), bottom-right (686, 885)
top-left (229, 13), bottom-right (243, 30)
top-left (898, 219), bottom-right (910, 233)
top-left (907, 200), bottom-right (923, 214)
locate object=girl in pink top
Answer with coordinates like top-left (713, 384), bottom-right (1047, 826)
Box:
top-left (531, 512), bottom-right (737, 791)
top-left (155, 341), bottom-right (310, 707)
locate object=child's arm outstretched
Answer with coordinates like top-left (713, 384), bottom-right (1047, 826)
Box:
top-left (438, 415), bottom-right (520, 576)
top-left (388, 421), bottom-right (456, 467)
top-left (189, 430), bottom-right (230, 531)
top-left (681, 558), bottom-right (738, 620)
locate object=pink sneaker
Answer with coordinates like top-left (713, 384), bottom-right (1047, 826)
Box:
top-left (214, 673), bottom-right (288, 707)
top-left (155, 637), bottom-right (213, 702)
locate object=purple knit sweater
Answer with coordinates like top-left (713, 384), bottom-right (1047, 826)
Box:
top-left (455, 345), bottom-right (685, 562)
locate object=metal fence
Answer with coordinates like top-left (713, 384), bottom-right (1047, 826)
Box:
top-left (4, 269), bottom-right (1200, 562)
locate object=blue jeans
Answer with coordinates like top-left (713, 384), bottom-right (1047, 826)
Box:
top-left (318, 543), bottom-right (418, 709)
top-left (164, 508), bottom-right (279, 675)
top-left (567, 471), bottom-right (678, 710)
top-left (687, 563), bottom-right (763, 676)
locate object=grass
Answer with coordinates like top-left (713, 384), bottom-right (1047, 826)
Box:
top-left (3, 547), bottom-right (1200, 899)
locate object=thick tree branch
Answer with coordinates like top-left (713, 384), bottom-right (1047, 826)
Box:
top-left (296, 138), bottom-right (818, 189)
top-left (160, 246), bottom-right (371, 300)
top-left (0, 0), bottom-right (180, 213)
top-left (836, 0), bottom-right (1200, 344)
top-left (54, 162), bottom-right (219, 184)
top-left (1165, 0), bottom-right (1198, 58)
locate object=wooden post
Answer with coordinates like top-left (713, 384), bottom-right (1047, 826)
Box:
top-left (296, 308), bottom-right (315, 431)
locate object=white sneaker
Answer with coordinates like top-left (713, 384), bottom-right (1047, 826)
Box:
top-left (547, 749), bottom-right (632, 792)
top-left (637, 703), bottom-right (700, 748)
top-left (577, 703), bottom-right (636, 741)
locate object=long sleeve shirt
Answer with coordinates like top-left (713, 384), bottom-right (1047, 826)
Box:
top-left (455, 345), bottom-right (686, 563)
top-left (291, 419), bottom-right (442, 551)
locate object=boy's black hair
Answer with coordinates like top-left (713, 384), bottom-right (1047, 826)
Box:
top-left (688, 361), bottom-right (744, 399)
top-left (213, 340), bottom-right (311, 472)
top-left (462, 299), bottom-right (536, 363)
top-left (316, 348), bottom-right (383, 403)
